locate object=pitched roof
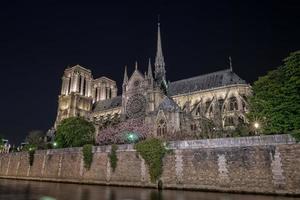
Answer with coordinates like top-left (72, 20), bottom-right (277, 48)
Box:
top-left (158, 96), bottom-right (180, 112)
top-left (93, 96), bottom-right (122, 112)
top-left (168, 69), bottom-right (247, 96)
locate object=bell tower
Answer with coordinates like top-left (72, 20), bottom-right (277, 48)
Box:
top-left (55, 65), bottom-right (93, 127)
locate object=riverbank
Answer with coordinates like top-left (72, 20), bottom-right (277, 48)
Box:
top-left (0, 134), bottom-right (299, 196)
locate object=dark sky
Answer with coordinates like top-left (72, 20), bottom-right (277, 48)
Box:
top-left (0, 1), bottom-right (299, 145)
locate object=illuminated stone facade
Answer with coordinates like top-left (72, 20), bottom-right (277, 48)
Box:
top-left (55, 23), bottom-right (251, 139)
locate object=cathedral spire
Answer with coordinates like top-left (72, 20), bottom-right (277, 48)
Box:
top-left (135, 61), bottom-right (138, 71)
top-left (229, 56), bottom-right (233, 72)
top-left (155, 20), bottom-right (165, 70)
top-left (123, 65), bottom-right (128, 85)
top-left (148, 58), bottom-right (153, 79)
top-left (154, 19), bottom-right (166, 83)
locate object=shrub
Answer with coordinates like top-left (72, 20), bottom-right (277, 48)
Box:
top-left (25, 130), bottom-right (46, 150)
top-left (291, 129), bottom-right (300, 142)
top-left (56, 117), bottom-right (95, 148)
top-left (109, 144), bottom-right (118, 172)
top-left (28, 148), bottom-right (35, 166)
top-left (135, 138), bottom-right (167, 183)
top-left (82, 144), bottom-right (93, 170)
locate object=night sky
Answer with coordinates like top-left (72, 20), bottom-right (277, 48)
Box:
top-left (0, 1), bottom-right (299, 145)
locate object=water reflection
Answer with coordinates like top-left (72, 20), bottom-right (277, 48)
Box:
top-left (0, 179), bottom-right (299, 200)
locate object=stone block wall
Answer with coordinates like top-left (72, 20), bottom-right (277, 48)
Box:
top-left (0, 134), bottom-right (299, 195)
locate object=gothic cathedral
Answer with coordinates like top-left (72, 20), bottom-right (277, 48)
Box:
top-left (54, 22), bottom-right (251, 141)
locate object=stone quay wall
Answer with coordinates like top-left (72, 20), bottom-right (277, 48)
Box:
top-left (0, 134), bottom-right (299, 196)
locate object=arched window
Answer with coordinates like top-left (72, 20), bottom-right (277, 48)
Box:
top-left (225, 117), bottom-right (234, 126)
top-left (68, 78), bottom-right (71, 94)
top-left (109, 88), bottom-right (112, 98)
top-left (242, 101), bottom-right (246, 111)
top-left (157, 119), bottom-right (167, 136)
top-left (83, 78), bottom-right (86, 96)
top-left (229, 97), bottom-right (238, 111)
top-left (95, 88), bottom-right (98, 100)
top-left (190, 123), bottom-right (197, 131)
top-left (218, 99), bottom-right (224, 111)
top-left (78, 76), bottom-right (82, 93)
top-left (238, 116), bottom-right (244, 124)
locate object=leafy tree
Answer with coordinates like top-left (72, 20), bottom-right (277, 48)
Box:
top-left (55, 117), bottom-right (95, 148)
top-left (0, 135), bottom-right (3, 146)
top-left (25, 130), bottom-right (46, 150)
top-left (248, 51), bottom-right (300, 135)
top-left (0, 135), bottom-right (3, 151)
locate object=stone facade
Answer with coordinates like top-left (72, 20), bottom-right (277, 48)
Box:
top-left (0, 135), bottom-right (299, 195)
top-left (54, 22), bottom-right (251, 140)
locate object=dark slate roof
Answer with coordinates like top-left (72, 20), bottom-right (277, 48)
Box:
top-left (93, 96), bottom-right (122, 112)
top-left (168, 69), bottom-right (246, 96)
top-left (157, 96), bottom-right (180, 112)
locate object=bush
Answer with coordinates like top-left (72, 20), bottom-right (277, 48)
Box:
top-left (291, 129), bottom-right (300, 142)
top-left (82, 144), bottom-right (93, 170)
top-left (25, 130), bottom-right (46, 150)
top-left (109, 144), bottom-right (118, 172)
top-left (134, 138), bottom-right (167, 183)
top-left (232, 123), bottom-right (251, 137)
top-left (56, 117), bottom-right (95, 148)
top-left (28, 148), bottom-right (35, 166)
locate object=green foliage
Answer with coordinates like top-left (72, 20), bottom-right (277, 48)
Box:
top-left (28, 148), bottom-right (35, 166)
top-left (82, 144), bottom-right (93, 170)
top-left (135, 138), bottom-right (167, 183)
top-left (232, 123), bottom-right (251, 137)
top-left (291, 130), bottom-right (300, 142)
top-left (249, 51), bottom-right (300, 134)
top-left (0, 135), bottom-right (3, 146)
top-left (109, 144), bottom-right (118, 172)
top-left (25, 130), bottom-right (46, 150)
top-left (0, 136), bottom-right (3, 151)
top-left (0, 135), bottom-right (3, 150)
top-left (56, 117), bottom-right (95, 148)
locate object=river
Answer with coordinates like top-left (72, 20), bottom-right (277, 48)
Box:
top-left (0, 179), bottom-right (299, 200)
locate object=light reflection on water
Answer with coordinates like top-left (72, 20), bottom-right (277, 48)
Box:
top-left (0, 179), bottom-right (299, 200)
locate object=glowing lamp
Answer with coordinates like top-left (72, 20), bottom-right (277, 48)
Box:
top-left (254, 122), bottom-right (259, 129)
top-left (126, 132), bottom-right (139, 143)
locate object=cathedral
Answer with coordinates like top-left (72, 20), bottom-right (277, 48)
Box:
top-left (54, 22), bottom-right (251, 143)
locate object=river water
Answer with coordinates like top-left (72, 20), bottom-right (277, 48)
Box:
top-left (0, 179), bottom-right (299, 200)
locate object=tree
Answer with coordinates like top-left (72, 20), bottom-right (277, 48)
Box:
top-left (0, 135), bottom-right (3, 146)
top-left (248, 51), bottom-right (300, 135)
top-left (55, 117), bottom-right (95, 148)
top-left (0, 135), bottom-right (3, 151)
top-left (25, 130), bottom-right (46, 150)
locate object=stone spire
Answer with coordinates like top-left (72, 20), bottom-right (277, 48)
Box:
top-left (154, 20), bottom-right (166, 80)
top-left (123, 65), bottom-right (128, 85)
top-left (135, 61), bottom-right (138, 71)
top-left (148, 58), bottom-right (153, 79)
top-left (229, 56), bottom-right (233, 72)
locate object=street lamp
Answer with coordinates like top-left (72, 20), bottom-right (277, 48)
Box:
top-left (254, 122), bottom-right (260, 135)
top-left (53, 142), bottom-right (57, 148)
top-left (126, 132), bottom-right (138, 143)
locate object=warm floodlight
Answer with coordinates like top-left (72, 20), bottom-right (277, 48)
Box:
top-left (254, 122), bottom-right (260, 129)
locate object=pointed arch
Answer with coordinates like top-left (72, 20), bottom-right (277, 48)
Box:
top-left (156, 110), bottom-right (167, 136)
